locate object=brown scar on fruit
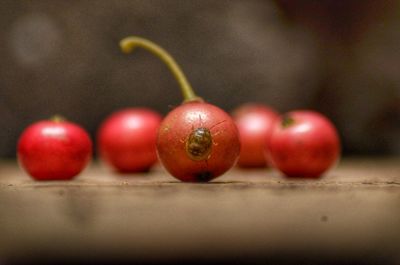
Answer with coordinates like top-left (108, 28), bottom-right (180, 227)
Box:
top-left (185, 127), bottom-right (213, 161)
top-left (163, 126), bottom-right (170, 133)
top-left (194, 171), bottom-right (214, 182)
top-left (184, 119), bottom-right (228, 161)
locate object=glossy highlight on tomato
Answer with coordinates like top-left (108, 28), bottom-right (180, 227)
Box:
top-left (17, 118), bottom-right (92, 180)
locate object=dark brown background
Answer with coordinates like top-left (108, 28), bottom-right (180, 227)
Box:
top-left (0, 0), bottom-right (399, 157)
top-left (0, 3), bottom-right (399, 265)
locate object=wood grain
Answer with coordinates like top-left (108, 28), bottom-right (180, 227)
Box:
top-left (0, 157), bottom-right (399, 264)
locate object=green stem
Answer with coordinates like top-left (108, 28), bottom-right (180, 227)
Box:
top-left (50, 115), bottom-right (65, 122)
top-left (281, 115), bottom-right (295, 128)
top-left (120, 36), bottom-right (202, 103)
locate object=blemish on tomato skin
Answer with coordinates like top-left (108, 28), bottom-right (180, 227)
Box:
top-left (163, 126), bottom-right (170, 133)
top-left (185, 127), bottom-right (213, 161)
top-left (194, 171), bottom-right (214, 182)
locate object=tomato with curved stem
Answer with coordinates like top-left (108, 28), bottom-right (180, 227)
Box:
top-left (17, 117), bottom-right (92, 180)
top-left (120, 36), bottom-right (240, 182)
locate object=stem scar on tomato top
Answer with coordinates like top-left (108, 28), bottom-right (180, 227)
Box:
top-left (120, 36), bottom-right (240, 182)
top-left (281, 114), bottom-right (295, 128)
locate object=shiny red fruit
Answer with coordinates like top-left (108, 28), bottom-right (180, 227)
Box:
top-left (157, 102), bottom-right (240, 182)
top-left (268, 111), bottom-right (340, 178)
top-left (232, 103), bottom-right (279, 168)
top-left (17, 119), bottom-right (92, 180)
top-left (98, 108), bottom-right (162, 173)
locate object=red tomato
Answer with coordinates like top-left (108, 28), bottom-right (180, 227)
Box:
top-left (268, 111), bottom-right (340, 178)
top-left (157, 102), bottom-right (240, 182)
top-left (97, 108), bottom-right (162, 173)
top-left (119, 36), bottom-right (240, 182)
top-left (17, 119), bottom-right (92, 180)
top-left (232, 103), bottom-right (279, 168)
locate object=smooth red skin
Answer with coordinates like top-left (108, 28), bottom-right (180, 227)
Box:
top-left (232, 103), bottom-right (279, 168)
top-left (157, 102), bottom-right (240, 182)
top-left (97, 108), bottom-right (162, 173)
top-left (268, 111), bottom-right (340, 178)
top-left (17, 120), bottom-right (92, 180)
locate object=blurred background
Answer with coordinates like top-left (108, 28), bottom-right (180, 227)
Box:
top-left (0, 0), bottom-right (399, 157)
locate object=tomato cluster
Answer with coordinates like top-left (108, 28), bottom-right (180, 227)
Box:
top-left (232, 105), bottom-right (340, 178)
top-left (17, 36), bottom-right (340, 182)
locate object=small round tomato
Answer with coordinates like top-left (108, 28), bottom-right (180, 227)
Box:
top-left (17, 118), bottom-right (92, 180)
top-left (232, 103), bottom-right (279, 168)
top-left (120, 36), bottom-right (241, 182)
top-left (97, 108), bottom-right (162, 173)
top-left (268, 111), bottom-right (340, 178)
top-left (157, 102), bottom-right (240, 182)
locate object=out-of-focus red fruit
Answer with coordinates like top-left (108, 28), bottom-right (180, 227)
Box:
top-left (17, 118), bottom-right (92, 180)
top-left (268, 110), bottom-right (341, 178)
top-left (232, 103), bottom-right (279, 168)
top-left (98, 108), bottom-right (162, 173)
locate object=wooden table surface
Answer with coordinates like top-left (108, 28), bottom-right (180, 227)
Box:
top-left (0, 157), bottom-right (399, 265)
